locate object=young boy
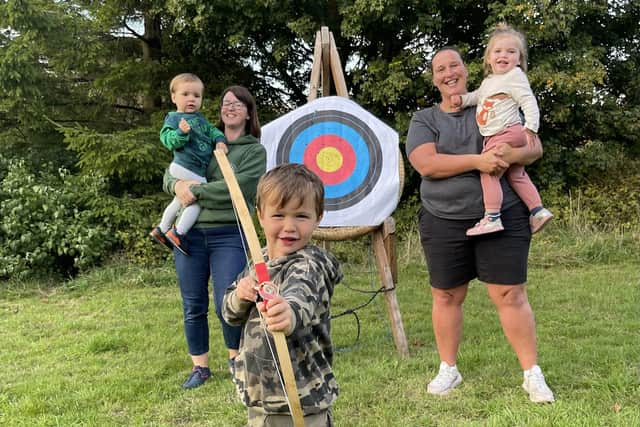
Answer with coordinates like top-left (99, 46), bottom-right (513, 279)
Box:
top-left (150, 73), bottom-right (228, 255)
top-left (222, 163), bottom-right (343, 427)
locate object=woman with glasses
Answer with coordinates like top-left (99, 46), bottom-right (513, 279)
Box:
top-left (163, 85), bottom-right (266, 388)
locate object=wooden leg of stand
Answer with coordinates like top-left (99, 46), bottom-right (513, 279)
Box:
top-left (372, 227), bottom-right (409, 357)
top-left (320, 240), bottom-right (331, 252)
top-left (382, 217), bottom-right (397, 285)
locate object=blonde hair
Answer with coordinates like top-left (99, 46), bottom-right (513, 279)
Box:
top-left (169, 73), bottom-right (203, 93)
top-left (256, 163), bottom-right (324, 218)
top-left (483, 23), bottom-right (528, 75)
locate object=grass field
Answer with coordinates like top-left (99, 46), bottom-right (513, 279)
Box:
top-left (1, 226), bottom-right (639, 426)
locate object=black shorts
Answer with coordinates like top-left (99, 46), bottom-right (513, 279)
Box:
top-left (418, 202), bottom-right (531, 289)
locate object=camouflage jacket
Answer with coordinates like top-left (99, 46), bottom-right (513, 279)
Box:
top-left (222, 244), bottom-right (343, 416)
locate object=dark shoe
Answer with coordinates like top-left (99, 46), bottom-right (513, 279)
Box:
top-left (166, 228), bottom-right (189, 256)
top-left (182, 366), bottom-right (211, 389)
top-left (150, 227), bottom-right (173, 251)
top-left (228, 358), bottom-right (236, 376)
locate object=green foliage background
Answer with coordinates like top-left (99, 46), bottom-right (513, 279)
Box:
top-left (0, 0), bottom-right (639, 278)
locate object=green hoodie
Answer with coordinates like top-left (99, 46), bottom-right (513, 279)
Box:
top-left (163, 134), bottom-right (266, 228)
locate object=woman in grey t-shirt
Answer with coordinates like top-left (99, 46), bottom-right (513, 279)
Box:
top-left (405, 46), bottom-right (554, 403)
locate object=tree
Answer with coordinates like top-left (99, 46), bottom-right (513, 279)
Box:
top-left (0, 0), bottom-right (638, 276)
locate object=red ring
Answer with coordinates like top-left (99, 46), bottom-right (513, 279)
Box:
top-left (303, 135), bottom-right (356, 185)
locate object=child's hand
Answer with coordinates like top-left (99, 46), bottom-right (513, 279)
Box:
top-left (235, 276), bottom-right (259, 302)
top-left (179, 118), bottom-right (191, 134)
top-left (524, 128), bottom-right (537, 148)
top-left (259, 295), bottom-right (294, 334)
top-left (450, 94), bottom-right (462, 109)
top-left (215, 142), bottom-right (228, 154)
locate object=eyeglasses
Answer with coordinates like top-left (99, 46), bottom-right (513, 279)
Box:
top-left (222, 101), bottom-right (246, 109)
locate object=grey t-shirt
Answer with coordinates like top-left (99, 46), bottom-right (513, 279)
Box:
top-left (405, 105), bottom-right (519, 220)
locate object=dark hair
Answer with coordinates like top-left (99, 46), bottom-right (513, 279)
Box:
top-left (256, 163), bottom-right (324, 218)
top-left (217, 85), bottom-right (261, 138)
top-left (430, 46), bottom-right (465, 72)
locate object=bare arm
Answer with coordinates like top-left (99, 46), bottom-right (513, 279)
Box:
top-left (408, 142), bottom-right (509, 179)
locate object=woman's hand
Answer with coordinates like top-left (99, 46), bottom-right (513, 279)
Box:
top-left (492, 133), bottom-right (543, 166)
top-left (477, 148), bottom-right (509, 176)
top-left (174, 179), bottom-right (200, 207)
top-left (259, 295), bottom-right (294, 334)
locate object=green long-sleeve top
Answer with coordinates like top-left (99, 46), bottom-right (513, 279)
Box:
top-left (160, 111), bottom-right (226, 177)
top-left (162, 133), bottom-right (266, 228)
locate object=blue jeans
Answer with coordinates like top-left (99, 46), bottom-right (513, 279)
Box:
top-left (174, 225), bottom-right (246, 355)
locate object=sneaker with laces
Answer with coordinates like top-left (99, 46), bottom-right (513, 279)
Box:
top-left (166, 228), bottom-right (189, 256)
top-left (522, 365), bottom-right (555, 403)
top-left (182, 366), bottom-right (211, 389)
top-left (530, 208), bottom-right (553, 234)
top-left (150, 227), bottom-right (174, 251)
top-left (427, 362), bottom-right (463, 395)
top-left (466, 216), bottom-right (504, 236)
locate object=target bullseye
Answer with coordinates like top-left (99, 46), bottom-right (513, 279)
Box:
top-left (317, 147), bottom-right (342, 173)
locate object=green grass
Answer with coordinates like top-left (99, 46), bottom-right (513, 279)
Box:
top-left (1, 226), bottom-right (639, 426)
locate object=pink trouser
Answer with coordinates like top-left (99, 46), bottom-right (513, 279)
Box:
top-left (481, 124), bottom-right (541, 212)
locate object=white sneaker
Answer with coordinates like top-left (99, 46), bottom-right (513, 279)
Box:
top-left (466, 216), bottom-right (504, 236)
top-left (427, 362), bottom-right (462, 395)
top-left (522, 365), bottom-right (555, 403)
top-left (530, 208), bottom-right (553, 234)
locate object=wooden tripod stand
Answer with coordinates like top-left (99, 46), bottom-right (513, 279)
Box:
top-left (308, 26), bottom-right (409, 357)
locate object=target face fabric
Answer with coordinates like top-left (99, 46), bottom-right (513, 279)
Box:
top-left (262, 96), bottom-right (400, 227)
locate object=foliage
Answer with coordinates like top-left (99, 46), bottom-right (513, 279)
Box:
top-left (55, 119), bottom-right (171, 195)
top-left (88, 190), bottom-right (175, 264)
top-left (0, 0), bottom-right (639, 272)
top-left (537, 150), bottom-right (640, 231)
top-left (0, 160), bottom-right (116, 279)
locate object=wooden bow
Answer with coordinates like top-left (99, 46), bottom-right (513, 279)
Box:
top-left (214, 150), bottom-right (305, 427)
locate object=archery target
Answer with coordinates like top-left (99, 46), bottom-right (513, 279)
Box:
top-left (276, 110), bottom-right (382, 211)
top-left (262, 96), bottom-right (400, 227)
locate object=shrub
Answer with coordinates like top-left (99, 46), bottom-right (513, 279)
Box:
top-left (0, 160), bottom-right (116, 280)
top-left (59, 121), bottom-right (171, 196)
top-left (541, 160), bottom-right (640, 231)
top-left (89, 190), bottom-right (174, 264)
